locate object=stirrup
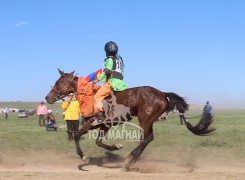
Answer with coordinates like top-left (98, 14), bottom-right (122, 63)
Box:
top-left (96, 112), bottom-right (105, 123)
top-left (90, 117), bottom-right (103, 126)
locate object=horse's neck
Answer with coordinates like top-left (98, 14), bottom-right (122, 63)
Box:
top-left (71, 76), bottom-right (79, 92)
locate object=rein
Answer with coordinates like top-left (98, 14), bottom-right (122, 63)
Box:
top-left (177, 111), bottom-right (203, 120)
top-left (52, 76), bottom-right (76, 101)
top-left (185, 114), bottom-right (203, 120)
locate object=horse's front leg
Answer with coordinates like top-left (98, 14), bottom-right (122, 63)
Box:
top-left (96, 125), bottom-right (124, 151)
top-left (74, 120), bottom-right (93, 160)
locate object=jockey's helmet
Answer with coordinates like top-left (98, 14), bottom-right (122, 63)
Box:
top-left (104, 41), bottom-right (118, 56)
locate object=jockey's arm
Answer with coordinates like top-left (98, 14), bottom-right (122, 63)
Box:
top-left (94, 58), bottom-right (113, 84)
top-left (104, 68), bottom-right (111, 76)
top-left (104, 57), bottom-right (113, 72)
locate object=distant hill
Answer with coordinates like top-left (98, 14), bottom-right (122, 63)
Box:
top-left (0, 101), bottom-right (62, 110)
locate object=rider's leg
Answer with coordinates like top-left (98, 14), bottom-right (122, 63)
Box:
top-left (93, 80), bottom-right (112, 119)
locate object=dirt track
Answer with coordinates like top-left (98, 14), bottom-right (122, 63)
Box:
top-left (1, 164), bottom-right (244, 180)
top-left (0, 152), bottom-right (244, 180)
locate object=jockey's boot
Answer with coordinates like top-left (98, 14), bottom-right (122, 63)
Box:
top-left (96, 111), bottom-right (105, 123)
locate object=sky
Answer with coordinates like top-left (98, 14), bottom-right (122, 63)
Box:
top-left (0, 0), bottom-right (245, 109)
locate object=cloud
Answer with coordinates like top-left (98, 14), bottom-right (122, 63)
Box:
top-left (15, 21), bottom-right (28, 27)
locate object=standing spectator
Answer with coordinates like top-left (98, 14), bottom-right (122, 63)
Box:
top-left (203, 101), bottom-right (212, 118)
top-left (44, 110), bottom-right (58, 131)
top-left (61, 93), bottom-right (80, 140)
top-left (36, 101), bottom-right (48, 127)
top-left (179, 113), bottom-right (186, 125)
top-left (4, 107), bottom-right (9, 119)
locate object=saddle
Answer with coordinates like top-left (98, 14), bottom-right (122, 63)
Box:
top-left (77, 77), bottom-right (130, 126)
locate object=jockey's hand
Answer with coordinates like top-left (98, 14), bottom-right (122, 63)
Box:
top-left (92, 79), bottom-right (99, 84)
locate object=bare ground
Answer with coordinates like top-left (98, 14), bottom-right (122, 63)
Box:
top-left (0, 151), bottom-right (244, 180)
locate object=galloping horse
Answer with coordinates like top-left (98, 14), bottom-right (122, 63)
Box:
top-left (45, 69), bottom-right (215, 171)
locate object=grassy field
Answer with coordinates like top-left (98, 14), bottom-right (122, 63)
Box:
top-left (0, 102), bottom-right (245, 170)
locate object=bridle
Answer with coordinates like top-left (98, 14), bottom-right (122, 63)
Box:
top-left (52, 76), bottom-right (76, 101)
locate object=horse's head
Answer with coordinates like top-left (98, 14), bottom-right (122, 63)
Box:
top-left (45, 69), bottom-right (77, 104)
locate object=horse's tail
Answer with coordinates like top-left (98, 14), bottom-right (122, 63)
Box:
top-left (165, 92), bottom-right (215, 136)
top-left (165, 92), bottom-right (189, 113)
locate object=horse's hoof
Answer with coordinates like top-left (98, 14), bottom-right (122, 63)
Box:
top-left (130, 168), bottom-right (139, 172)
top-left (78, 164), bottom-right (89, 171)
top-left (82, 155), bottom-right (89, 163)
top-left (121, 166), bottom-right (139, 172)
top-left (115, 144), bottom-right (124, 150)
top-left (121, 166), bottom-right (130, 172)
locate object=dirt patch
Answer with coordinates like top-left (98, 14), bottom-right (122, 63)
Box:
top-left (0, 151), bottom-right (244, 180)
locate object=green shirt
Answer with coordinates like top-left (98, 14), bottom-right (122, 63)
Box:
top-left (98, 57), bottom-right (127, 91)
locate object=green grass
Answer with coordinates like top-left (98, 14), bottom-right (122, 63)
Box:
top-left (0, 104), bottom-right (245, 167)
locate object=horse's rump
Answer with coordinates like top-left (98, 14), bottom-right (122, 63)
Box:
top-left (77, 77), bottom-right (100, 117)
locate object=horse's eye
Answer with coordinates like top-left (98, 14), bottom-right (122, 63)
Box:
top-left (55, 81), bottom-right (59, 85)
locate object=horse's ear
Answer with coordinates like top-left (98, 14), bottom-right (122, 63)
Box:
top-left (68, 70), bottom-right (75, 77)
top-left (58, 68), bottom-right (65, 76)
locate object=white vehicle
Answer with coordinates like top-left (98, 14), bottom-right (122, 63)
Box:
top-left (18, 110), bottom-right (28, 118)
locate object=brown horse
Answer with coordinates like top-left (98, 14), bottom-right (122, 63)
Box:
top-left (45, 69), bottom-right (215, 171)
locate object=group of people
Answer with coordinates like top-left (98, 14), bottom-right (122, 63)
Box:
top-left (36, 101), bottom-right (58, 131)
top-left (36, 93), bottom-right (81, 137)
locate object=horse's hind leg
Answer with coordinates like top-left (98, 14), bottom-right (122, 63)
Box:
top-left (123, 124), bottom-right (154, 171)
top-left (96, 126), bottom-right (124, 151)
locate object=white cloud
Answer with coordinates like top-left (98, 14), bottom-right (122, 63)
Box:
top-left (15, 21), bottom-right (28, 27)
